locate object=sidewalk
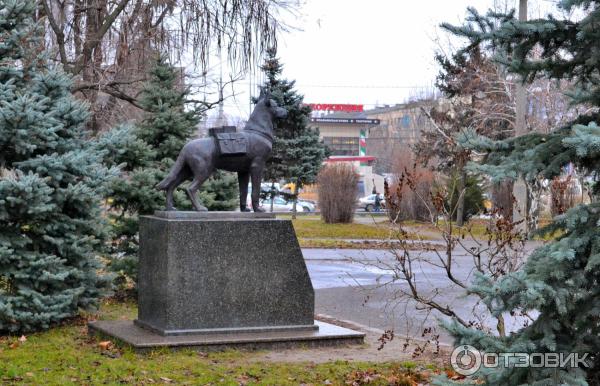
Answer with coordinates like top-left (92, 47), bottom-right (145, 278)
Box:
top-left (249, 314), bottom-right (450, 365)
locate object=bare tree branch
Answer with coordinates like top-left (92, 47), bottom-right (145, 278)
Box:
top-left (41, 0), bottom-right (69, 68)
top-left (72, 0), bottom-right (132, 75)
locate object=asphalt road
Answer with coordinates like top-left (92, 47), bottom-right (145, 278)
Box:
top-left (303, 247), bottom-right (529, 344)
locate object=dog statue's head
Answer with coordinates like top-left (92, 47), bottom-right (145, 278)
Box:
top-left (259, 88), bottom-right (288, 120)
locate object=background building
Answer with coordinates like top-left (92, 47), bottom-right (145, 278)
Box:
top-left (307, 104), bottom-right (381, 196)
top-left (310, 115), bottom-right (381, 196)
top-left (306, 100), bottom-right (438, 196)
top-left (364, 100), bottom-right (436, 174)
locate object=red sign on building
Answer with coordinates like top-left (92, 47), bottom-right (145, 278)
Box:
top-left (307, 103), bottom-right (364, 112)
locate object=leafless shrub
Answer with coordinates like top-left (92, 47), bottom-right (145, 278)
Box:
top-left (386, 152), bottom-right (437, 222)
top-left (550, 175), bottom-right (578, 216)
top-left (352, 166), bottom-right (530, 354)
top-left (317, 164), bottom-right (359, 224)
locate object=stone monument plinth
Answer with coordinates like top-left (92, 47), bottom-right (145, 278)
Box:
top-left (88, 212), bottom-right (364, 351)
top-left (135, 211), bottom-right (315, 335)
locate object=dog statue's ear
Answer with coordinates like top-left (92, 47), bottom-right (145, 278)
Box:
top-left (258, 87), bottom-right (271, 100)
top-left (265, 88), bottom-right (272, 99)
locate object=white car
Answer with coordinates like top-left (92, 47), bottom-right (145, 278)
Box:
top-left (259, 182), bottom-right (281, 193)
top-left (254, 196), bottom-right (315, 212)
top-left (358, 194), bottom-right (386, 212)
top-left (294, 199), bottom-right (316, 212)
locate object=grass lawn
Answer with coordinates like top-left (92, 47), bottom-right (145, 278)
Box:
top-left (402, 218), bottom-right (561, 242)
top-left (277, 214), bottom-right (322, 221)
top-left (290, 218), bottom-right (419, 240)
top-left (0, 300), bottom-right (436, 385)
top-left (276, 216), bottom-right (556, 246)
top-left (396, 219), bottom-right (490, 238)
top-left (298, 238), bottom-right (443, 250)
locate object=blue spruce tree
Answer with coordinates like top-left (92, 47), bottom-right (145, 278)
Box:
top-left (435, 2), bottom-right (600, 384)
top-left (259, 49), bottom-right (327, 216)
top-left (104, 56), bottom-right (237, 292)
top-left (0, 0), bottom-right (114, 332)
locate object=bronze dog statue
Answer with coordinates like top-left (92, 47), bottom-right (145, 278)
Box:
top-left (156, 90), bottom-right (288, 212)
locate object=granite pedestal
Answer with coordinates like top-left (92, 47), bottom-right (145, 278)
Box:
top-left (89, 211), bottom-right (364, 350)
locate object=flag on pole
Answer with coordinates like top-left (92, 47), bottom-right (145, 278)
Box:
top-left (359, 129), bottom-right (367, 166)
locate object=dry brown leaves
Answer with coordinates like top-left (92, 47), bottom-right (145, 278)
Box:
top-left (345, 367), bottom-right (431, 386)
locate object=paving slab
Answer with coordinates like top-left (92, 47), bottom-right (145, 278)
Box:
top-left (88, 320), bottom-right (365, 352)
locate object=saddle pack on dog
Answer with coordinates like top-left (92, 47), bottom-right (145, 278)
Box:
top-left (209, 126), bottom-right (248, 156)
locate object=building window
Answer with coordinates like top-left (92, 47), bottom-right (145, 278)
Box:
top-left (401, 115), bottom-right (411, 128)
top-left (323, 137), bottom-right (360, 156)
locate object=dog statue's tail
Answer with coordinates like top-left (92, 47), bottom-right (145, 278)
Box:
top-left (156, 153), bottom-right (185, 191)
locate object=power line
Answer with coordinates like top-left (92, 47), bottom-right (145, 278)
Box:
top-left (219, 102), bottom-right (413, 108)
top-left (229, 82), bottom-right (434, 90)
top-left (296, 84), bottom-right (434, 89)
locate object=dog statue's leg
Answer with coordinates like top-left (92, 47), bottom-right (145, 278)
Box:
top-left (186, 178), bottom-right (208, 211)
top-left (250, 162), bottom-right (265, 213)
top-left (238, 171), bottom-right (251, 212)
top-left (184, 154), bottom-right (213, 211)
top-left (166, 186), bottom-right (176, 211)
top-left (165, 169), bottom-right (189, 211)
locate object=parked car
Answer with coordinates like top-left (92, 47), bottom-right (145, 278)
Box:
top-left (259, 182), bottom-right (281, 193)
top-left (249, 195), bottom-right (315, 212)
top-left (295, 199), bottom-right (316, 212)
top-left (259, 196), bottom-right (293, 212)
top-left (358, 194), bottom-right (386, 212)
top-left (247, 183), bottom-right (281, 197)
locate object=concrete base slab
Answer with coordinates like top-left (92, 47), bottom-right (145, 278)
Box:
top-left (152, 211), bottom-right (276, 220)
top-left (88, 320), bottom-right (365, 352)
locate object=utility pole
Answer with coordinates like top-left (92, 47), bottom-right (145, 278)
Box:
top-left (513, 0), bottom-right (529, 233)
top-left (216, 49), bottom-right (226, 128)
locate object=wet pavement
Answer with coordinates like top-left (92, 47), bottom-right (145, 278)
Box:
top-left (304, 247), bottom-right (532, 344)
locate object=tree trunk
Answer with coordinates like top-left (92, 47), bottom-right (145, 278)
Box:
top-left (496, 314), bottom-right (506, 337)
top-left (492, 179), bottom-right (514, 221)
top-left (456, 169), bottom-right (467, 227)
top-left (292, 183), bottom-right (298, 220)
top-left (82, 0), bottom-right (107, 134)
top-left (513, 0), bottom-right (529, 233)
top-left (526, 179), bottom-right (541, 234)
top-left (270, 182), bottom-right (275, 213)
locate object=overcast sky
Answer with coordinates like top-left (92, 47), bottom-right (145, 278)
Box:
top-left (211, 0), bottom-right (559, 120)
